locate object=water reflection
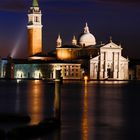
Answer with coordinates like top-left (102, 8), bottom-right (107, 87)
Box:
top-left (89, 80), bottom-right (128, 85)
top-left (1, 80), bottom-right (140, 140)
top-left (82, 83), bottom-right (89, 140)
top-left (94, 83), bottom-right (125, 140)
top-left (15, 85), bottom-right (20, 113)
top-left (27, 80), bottom-right (44, 125)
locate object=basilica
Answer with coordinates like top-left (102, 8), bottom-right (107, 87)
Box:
top-left (0, 0), bottom-right (129, 80)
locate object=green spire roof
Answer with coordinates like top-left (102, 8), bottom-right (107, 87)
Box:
top-left (32, 0), bottom-right (39, 7)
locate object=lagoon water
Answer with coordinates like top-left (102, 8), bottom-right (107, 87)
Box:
top-left (0, 80), bottom-right (140, 140)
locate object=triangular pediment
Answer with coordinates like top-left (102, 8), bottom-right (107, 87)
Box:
top-left (100, 42), bottom-right (121, 49)
top-left (90, 55), bottom-right (99, 61)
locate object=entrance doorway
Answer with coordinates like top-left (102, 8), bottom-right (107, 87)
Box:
top-left (107, 68), bottom-right (113, 78)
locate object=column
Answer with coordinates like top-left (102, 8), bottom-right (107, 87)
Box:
top-left (99, 53), bottom-right (102, 79)
top-left (117, 52), bottom-right (120, 79)
top-left (104, 52), bottom-right (107, 78)
top-left (113, 52), bottom-right (116, 78)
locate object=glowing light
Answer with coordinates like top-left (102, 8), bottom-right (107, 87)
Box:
top-left (11, 29), bottom-right (26, 58)
top-left (34, 79), bottom-right (40, 83)
top-left (55, 65), bottom-right (61, 70)
top-left (84, 76), bottom-right (88, 85)
top-left (57, 49), bottom-right (71, 60)
top-left (34, 70), bottom-right (42, 79)
top-left (16, 70), bottom-right (24, 78)
top-left (17, 79), bottom-right (21, 83)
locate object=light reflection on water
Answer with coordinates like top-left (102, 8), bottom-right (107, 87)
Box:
top-left (82, 84), bottom-right (89, 140)
top-left (27, 80), bottom-right (44, 125)
top-left (15, 85), bottom-right (20, 113)
top-left (0, 80), bottom-right (140, 140)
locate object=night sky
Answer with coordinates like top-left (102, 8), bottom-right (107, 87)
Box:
top-left (0, 0), bottom-right (140, 58)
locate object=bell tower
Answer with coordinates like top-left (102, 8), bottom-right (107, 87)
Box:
top-left (27, 0), bottom-right (42, 57)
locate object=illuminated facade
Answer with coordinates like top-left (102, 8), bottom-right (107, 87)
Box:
top-left (14, 64), bottom-right (43, 79)
top-left (90, 40), bottom-right (129, 80)
top-left (0, 59), bottom-right (7, 78)
top-left (27, 0), bottom-right (42, 57)
top-left (56, 23), bottom-right (98, 60)
top-left (55, 22), bottom-right (129, 80)
top-left (49, 63), bottom-right (82, 79)
top-left (13, 61), bottom-right (82, 80)
top-left (0, 0), bottom-right (131, 81)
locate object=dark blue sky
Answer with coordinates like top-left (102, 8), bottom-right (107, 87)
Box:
top-left (0, 0), bottom-right (140, 58)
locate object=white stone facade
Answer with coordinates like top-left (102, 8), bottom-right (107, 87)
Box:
top-left (90, 41), bottom-right (129, 80)
top-left (50, 63), bottom-right (82, 80)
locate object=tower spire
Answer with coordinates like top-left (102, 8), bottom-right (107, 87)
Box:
top-left (32, 0), bottom-right (39, 7)
top-left (56, 34), bottom-right (62, 48)
top-left (72, 35), bottom-right (77, 45)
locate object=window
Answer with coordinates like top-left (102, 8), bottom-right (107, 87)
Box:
top-left (35, 16), bottom-right (39, 22)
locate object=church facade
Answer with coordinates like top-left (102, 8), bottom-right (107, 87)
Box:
top-left (90, 41), bottom-right (129, 80)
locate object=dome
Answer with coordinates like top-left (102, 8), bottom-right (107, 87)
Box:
top-left (79, 33), bottom-right (96, 46)
top-left (79, 23), bottom-right (96, 47)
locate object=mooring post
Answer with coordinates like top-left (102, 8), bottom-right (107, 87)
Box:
top-left (54, 70), bottom-right (61, 123)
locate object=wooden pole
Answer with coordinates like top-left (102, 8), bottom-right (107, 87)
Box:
top-left (54, 70), bottom-right (61, 122)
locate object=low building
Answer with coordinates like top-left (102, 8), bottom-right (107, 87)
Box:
top-left (0, 1), bottom-right (131, 81)
top-left (0, 59), bottom-right (7, 78)
top-left (13, 60), bottom-right (82, 80)
top-left (49, 63), bottom-right (82, 80)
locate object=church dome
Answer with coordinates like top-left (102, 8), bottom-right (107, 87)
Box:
top-left (79, 23), bottom-right (96, 47)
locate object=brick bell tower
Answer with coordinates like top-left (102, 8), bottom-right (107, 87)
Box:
top-left (27, 0), bottom-right (43, 57)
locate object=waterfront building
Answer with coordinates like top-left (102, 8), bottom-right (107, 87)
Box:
top-left (56, 23), bottom-right (98, 60)
top-left (13, 60), bottom-right (82, 80)
top-left (0, 0), bottom-right (130, 80)
top-left (90, 39), bottom-right (129, 80)
top-left (49, 63), bottom-right (82, 79)
top-left (27, 0), bottom-right (43, 57)
top-left (0, 59), bottom-right (7, 78)
top-left (56, 23), bottom-right (129, 80)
